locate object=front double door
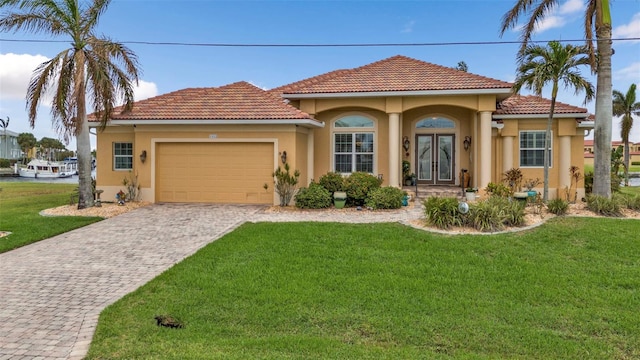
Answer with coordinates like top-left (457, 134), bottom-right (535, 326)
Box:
top-left (416, 134), bottom-right (455, 185)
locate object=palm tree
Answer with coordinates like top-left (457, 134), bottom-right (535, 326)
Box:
top-left (500, 0), bottom-right (613, 198)
top-left (613, 84), bottom-right (640, 186)
top-left (0, 0), bottom-right (140, 209)
top-left (512, 41), bottom-right (594, 201)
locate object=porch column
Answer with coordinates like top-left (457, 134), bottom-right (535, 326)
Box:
top-left (388, 112), bottom-right (401, 187)
top-left (559, 135), bottom-right (571, 198)
top-left (307, 129), bottom-right (315, 184)
top-left (502, 135), bottom-right (514, 173)
top-left (479, 111), bottom-right (492, 190)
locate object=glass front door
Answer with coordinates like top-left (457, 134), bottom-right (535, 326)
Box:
top-left (416, 134), bottom-right (455, 185)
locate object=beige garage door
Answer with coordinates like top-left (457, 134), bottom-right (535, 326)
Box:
top-left (156, 142), bottom-right (274, 204)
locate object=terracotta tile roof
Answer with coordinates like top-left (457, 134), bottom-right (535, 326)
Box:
top-left (95, 81), bottom-right (315, 122)
top-left (584, 140), bottom-right (594, 146)
top-left (495, 95), bottom-right (588, 116)
top-left (274, 55), bottom-right (512, 95)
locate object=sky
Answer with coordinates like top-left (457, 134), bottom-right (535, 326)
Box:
top-left (1, 0), bottom-right (639, 151)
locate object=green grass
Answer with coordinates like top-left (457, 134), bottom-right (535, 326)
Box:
top-left (87, 220), bottom-right (640, 359)
top-left (0, 182), bottom-right (102, 253)
top-left (585, 164), bottom-right (640, 173)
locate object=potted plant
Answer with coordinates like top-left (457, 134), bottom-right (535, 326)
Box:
top-left (465, 187), bottom-right (477, 201)
top-left (523, 178), bottom-right (540, 198)
top-left (402, 160), bottom-right (412, 185)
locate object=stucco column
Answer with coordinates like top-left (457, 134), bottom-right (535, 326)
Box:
top-left (388, 113), bottom-right (400, 187)
top-left (502, 135), bottom-right (513, 173)
top-left (559, 135), bottom-right (571, 197)
top-left (479, 111), bottom-right (492, 190)
top-left (307, 129), bottom-right (314, 185)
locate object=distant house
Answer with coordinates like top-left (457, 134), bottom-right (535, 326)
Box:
top-left (584, 140), bottom-right (640, 167)
top-left (0, 129), bottom-right (21, 160)
top-left (92, 55), bottom-right (593, 204)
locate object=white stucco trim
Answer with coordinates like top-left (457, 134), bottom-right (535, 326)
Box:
top-left (283, 88), bottom-right (512, 99)
top-left (92, 119), bottom-right (325, 128)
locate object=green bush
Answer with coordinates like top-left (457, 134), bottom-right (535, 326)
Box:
top-left (632, 161), bottom-right (640, 166)
top-left (611, 173), bottom-right (622, 193)
top-left (365, 186), bottom-right (404, 210)
top-left (295, 182), bottom-right (332, 209)
top-left (468, 198), bottom-right (508, 232)
top-left (423, 196), bottom-right (463, 229)
top-left (318, 172), bottom-right (344, 194)
top-left (623, 195), bottom-right (640, 210)
top-left (584, 171), bottom-right (593, 194)
top-left (547, 198), bottom-right (569, 215)
top-left (0, 158), bottom-right (10, 168)
top-left (485, 182), bottom-right (512, 198)
top-left (586, 194), bottom-right (621, 217)
top-left (273, 163), bottom-right (300, 206)
top-left (500, 197), bottom-right (526, 227)
top-left (343, 172), bottom-right (382, 206)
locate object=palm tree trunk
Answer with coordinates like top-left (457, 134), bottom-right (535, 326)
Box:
top-left (592, 1), bottom-right (613, 198)
top-left (624, 141), bottom-right (630, 186)
top-left (75, 53), bottom-right (94, 210)
top-left (544, 96), bottom-right (556, 202)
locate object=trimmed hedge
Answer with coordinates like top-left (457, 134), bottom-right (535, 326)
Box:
top-left (318, 172), bottom-right (344, 194)
top-left (365, 186), bottom-right (404, 210)
top-left (295, 182), bottom-right (332, 209)
top-left (343, 172), bottom-right (382, 206)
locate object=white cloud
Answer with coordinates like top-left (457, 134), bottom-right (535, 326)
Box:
top-left (559, 0), bottom-right (584, 15)
top-left (534, 15), bottom-right (566, 33)
top-left (401, 20), bottom-right (415, 33)
top-left (614, 62), bottom-right (640, 80)
top-left (133, 80), bottom-right (158, 101)
top-left (613, 13), bottom-right (640, 41)
top-left (0, 53), bottom-right (50, 100)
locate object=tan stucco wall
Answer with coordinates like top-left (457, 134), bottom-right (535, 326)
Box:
top-left (95, 124), bottom-right (307, 204)
top-left (496, 117), bottom-right (586, 199)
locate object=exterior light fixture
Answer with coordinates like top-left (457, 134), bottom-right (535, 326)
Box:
top-left (280, 150), bottom-right (287, 164)
top-left (402, 136), bottom-right (410, 152)
top-left (463, 136), bottom-right (472, 151)
top-left (140, 150), bottom-right (147, 163)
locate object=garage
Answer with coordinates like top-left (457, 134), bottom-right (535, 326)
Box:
top-left (155, 142), bottom-right (274, 204)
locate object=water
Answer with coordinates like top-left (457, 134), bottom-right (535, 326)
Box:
top-left (0, 170), bottom-right (96, 184)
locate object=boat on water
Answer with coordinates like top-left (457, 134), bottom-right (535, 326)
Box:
top-left (18, 159), bottom-right (75, 178)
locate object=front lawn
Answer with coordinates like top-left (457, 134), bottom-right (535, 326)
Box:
top-left (0, 182), bottom-right (102, 253)
top-left (87, 219), bottom-right (640, 359)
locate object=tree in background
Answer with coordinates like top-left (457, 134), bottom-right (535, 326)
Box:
top-left (16, 132), bottom-right (37, 163)
top-left (501, 0), bottom-right (613, 198)
top-left (455, 61), bottom-right (468, 72)
top-left (512, 41), bottom-right (594, 201)
top-left (612, 83), bottom-right (640, 186)
top-left (38, 137), bottom-right (66, 161)
top-left (0, 0), bottom-right (140, 209)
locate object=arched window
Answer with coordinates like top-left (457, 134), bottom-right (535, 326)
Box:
top-left (416, 117), bottom-right (455, 129)
top-left (333, 115), bottom-right (375, 174)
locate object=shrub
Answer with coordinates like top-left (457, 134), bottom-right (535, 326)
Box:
top-left (343, 172), bottom-right (382, 206)
top-left (584, 171), bottom-right (593, 194)
top-left (485, 182), bottom-right (512, 198)
top-left (632, 161), bottom-right (640, 166)
top-left (365, 186), bottom-right (404, 210)
top-left (295, 182), bottom-right (332, 209)
top-left (423, 196), bottom-right (463, 229)
top-left (623, 195), bottom-right (640, 211)
top-left (0, 158), bottom-right (9, 168)
top-left (273, 163), bottom-right (300, 206)
top-left (611, 173), bottom-right (622, 193)
top-left (585, 194), bottom-right (621, 217)
top-left (500, 197), bottom-right (526, 227)
top-left (468, 198), bottom-right (507, 232)
top-left (318, 172), bottom-right (344, 194)
top-left (547, 198), bottom-right (569, 215)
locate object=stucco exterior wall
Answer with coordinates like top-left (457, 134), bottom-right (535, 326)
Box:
top-left (95, 124), bottom-right (306, 204)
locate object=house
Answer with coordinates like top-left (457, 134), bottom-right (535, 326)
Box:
top-left (584, 139), bottom-right (640, 167)
top-left (92, 55), bottom-right (592, 204)
top-left (0, 129), bottom-right (21, 160)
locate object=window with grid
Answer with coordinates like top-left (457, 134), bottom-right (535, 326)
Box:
top-left (334, 115), bottom-right (374, 174)
top-left (113, 142), bottom-right (133, 170)
top-left (520, 131), bottom-right (551, 167)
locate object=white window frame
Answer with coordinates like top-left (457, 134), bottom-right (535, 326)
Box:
top-left (113, 142), bottom-right (133, 170)
top-left (519, 130), bottom-right (552, 168)
top-left (332, 115), bottom-right (376, 174)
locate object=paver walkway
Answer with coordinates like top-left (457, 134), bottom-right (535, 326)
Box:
top-left (0, 202), bottom-right (423, 360)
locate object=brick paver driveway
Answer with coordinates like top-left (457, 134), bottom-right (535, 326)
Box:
top-left (0, 204), bottom-right (264, 360)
